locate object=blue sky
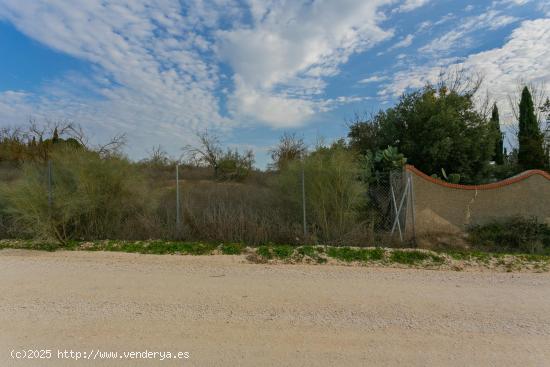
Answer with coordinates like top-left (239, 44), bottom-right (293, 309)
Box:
top-left (1, 0), bottom-right (549, 167)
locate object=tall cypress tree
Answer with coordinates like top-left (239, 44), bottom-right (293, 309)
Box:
top-left (490, 103), bottom-right (504, 165)
top-left (518, 86), bottom-right (546, 169)
top-left (542, 98), bottom-right (550, 167)
top-left (52, 127), bottom-right (60, 143)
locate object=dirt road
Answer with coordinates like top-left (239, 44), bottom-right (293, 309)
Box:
top-left (1, 249), bottom-right (549, 366)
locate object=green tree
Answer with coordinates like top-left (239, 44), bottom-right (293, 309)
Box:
top-left (540, 98), bottom-right (550, 167)
top-left (349, 84), bottom-right (495, 183)
top-left (490, 103), bottom-right (504, 165)
top-left (52, 127), bottom-right (60, 143)
top-left (518, 87), bottom-right (546, 169)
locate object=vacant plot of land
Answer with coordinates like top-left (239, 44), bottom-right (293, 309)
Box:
top-left (1, 250), bottom-right (549, 366)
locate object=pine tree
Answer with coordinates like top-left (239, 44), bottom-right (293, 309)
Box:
top-left (518, 87), bottom-right (546, 169)
top-left (490, 103), bottom-right (504, 165)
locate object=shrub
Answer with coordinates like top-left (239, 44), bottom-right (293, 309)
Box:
top-left (297, 245), bottom-right (317, 258)
top-left (257, 245), bottom-right (272, 259)
top-left (216, 149), bottom-right (254, 182)
top-left (273, 245), bottom-right (294, 259)
top-left (275, 143), bottom-right (368, 244)
top-left (220, 243), bottom-right (244, 255)
top-left (468, 217), bottom-right (550, 254)
top-left (0, 146), bottom-right (157, 243)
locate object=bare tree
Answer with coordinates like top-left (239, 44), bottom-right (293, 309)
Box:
top-left (26, 119), bottom-right (88, 145)
top-left (436, 66), bottom-right (484, 97)
top-left (182, 130), bottom-right (223, 169)
top-left (142, 145), bottom-right (171, 166)
top-left (182, 130), bottom-right (255, 180)
top-left (476, 88), bottom-right (494, 120)
top-left (269, 132), bottom-right (307, 171)
top-left (96, 133), bottom-right (127, 158)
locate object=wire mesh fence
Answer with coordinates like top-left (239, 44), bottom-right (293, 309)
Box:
top-left (0, 160), bottom-right (415, 246)
top-left (364, 170), bottom-right (414, 245)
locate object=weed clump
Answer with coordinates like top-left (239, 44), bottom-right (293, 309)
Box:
top-left (220, 243), bottom-right (244, 255)
top-left (255, 244), bottom-right (295, 260)
top-left (326, 247), bottom-right (384, 263)
top-left (101, 241), bottom-right (216, 255)
top-left (273, 245), bottom-right (294, 259)
top-left (390, 250), bottom-right (443, 265)
top-left (257, 245), bottom-right (273, 260)
top-left (468, 217), bottom-right (550, 254)
top-left (297, 245), bottom-right (316, 258)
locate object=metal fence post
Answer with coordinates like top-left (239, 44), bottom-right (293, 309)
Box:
top-left (176, 164), bottom-right (180, 231)
top-left (301, 161), bottom-right (307, 240)
top-left (408, 171), bottom-right (417, 245)
top-left (47, 160), bottom-right (53, 215)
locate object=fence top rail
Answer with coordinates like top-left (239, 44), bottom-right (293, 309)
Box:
top-left (405, 164), bottom-right (550, 191)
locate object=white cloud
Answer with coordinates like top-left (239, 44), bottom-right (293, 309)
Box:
top-left (538, 0), bottom-right (550, 15)
top-left (0, 0), bottom-right (240, 155)
top-left (384, 19), bottom-right (550, 125)
top-left (419, 10), bottom-right (519, 55)
top-left (0, 0), bottom-right (543, 162)
top-left (396, 0), bottom-right (431, 12)
top-left (389, 34), bottom-right (414, 50)
top-left (359, 76), bottom-right (390, 84)
top-left (0, 0), bottom-right (401, 153)
top-left (493, 0), bottom-right (531, 6)
top-left (216, 0), bottom-right (395, 127)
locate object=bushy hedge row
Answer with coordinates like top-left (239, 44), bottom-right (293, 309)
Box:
top-left (468, 217), bottom-right (550, 254)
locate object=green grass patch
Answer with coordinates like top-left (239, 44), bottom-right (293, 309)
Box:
top-left (255, 245), bottom-right (294, 260)
top-left (169, 242), bottom-right (215, 255)
top-left (3, 238), bottom-right (549, 272)
top-left (257, 245), bottom-right (273, 260)
top-left (297, 245), bottom-right (316, 258)
top-left (102, 241), bottom-right (216, 255)
top-left (441, 250), bottom-right (493, 263)
top-left (220, 243), bottom-right (244, 255)
top-left (273, 245), bottom-right (294, 259)
top-left (390, 250), bottom-right (444, 265)
top-left (327, 247), bottom-right (384, 263)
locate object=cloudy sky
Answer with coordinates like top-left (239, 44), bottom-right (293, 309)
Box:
top-left (0, 0), bottom-right (549, 167)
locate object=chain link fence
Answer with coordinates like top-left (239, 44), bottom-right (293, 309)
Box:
top-left (0, 160), bottom-right (415, 246)
top-left (364, 170), bottom-right (414, 245)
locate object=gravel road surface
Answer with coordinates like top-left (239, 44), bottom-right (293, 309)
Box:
top-left (1, 249), bottom-right (549, 366)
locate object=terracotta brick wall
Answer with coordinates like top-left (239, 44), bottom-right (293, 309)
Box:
top-left (406, 165), bottom-right (550, 234)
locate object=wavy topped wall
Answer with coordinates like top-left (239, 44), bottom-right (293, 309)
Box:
top-left (405, 165), bottom-right (550, 234)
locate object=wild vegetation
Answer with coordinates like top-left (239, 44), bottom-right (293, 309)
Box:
top-left (468, 217), bottom-right (550, 255)
top-left (0, 73), bottom-right (549, 254)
